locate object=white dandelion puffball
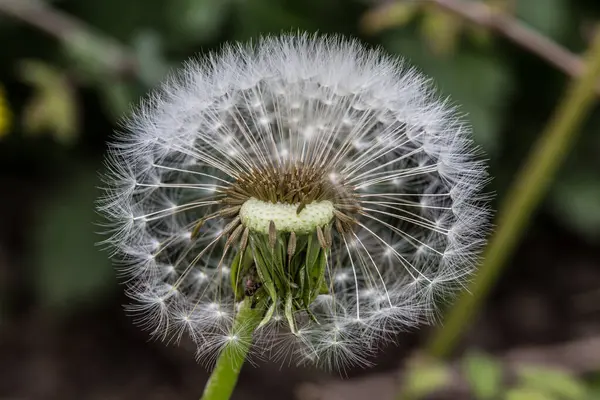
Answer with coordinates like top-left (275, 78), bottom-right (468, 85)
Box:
top-left (99, 33), bottom-right (490, 370)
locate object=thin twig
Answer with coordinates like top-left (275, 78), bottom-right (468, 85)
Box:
top-left (426, 0), bottom-right (584, 76)
top-left (0, 0), bottom-right (137, 78)
top-left (366, 0), bottom-right (596, 89)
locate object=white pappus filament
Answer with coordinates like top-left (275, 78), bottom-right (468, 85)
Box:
top-left (98, 33), bottom-right (491, 371)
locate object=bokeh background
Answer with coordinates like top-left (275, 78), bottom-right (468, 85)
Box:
top-left (1, 0), bottom-right (600, 399)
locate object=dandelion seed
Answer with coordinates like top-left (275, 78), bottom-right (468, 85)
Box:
top-left (98, 33), bottom-right (491, 370)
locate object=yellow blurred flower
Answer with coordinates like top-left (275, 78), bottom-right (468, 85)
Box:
top-left (0, 84), bottom-right (12, 138)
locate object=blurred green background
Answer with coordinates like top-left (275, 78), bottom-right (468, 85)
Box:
top-left (1, 0), bottom-right (600, 399)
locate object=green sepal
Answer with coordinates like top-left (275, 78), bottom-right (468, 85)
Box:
top-left (301, 263), bottom-right (311, 308)
top-left (293, 233), bottom-right (309, 253)
top-left (253, 235), bottom-right (286, 293)
top-left (269, 236), bottom-right (288, 292)
top-left (309, 250), bottom-right (328, 303)
top-left (231, 229), bottom-right (331, 334)
top-left (285, 293), bottom-right (296, 334)
top-left (251, 240), bottom-right (278, 304)
top-left (305, 233), bottom-right (321, 276)
top-left (230, 249), bottom-right (254, 301)
top-left (250, 286), bottom-right (267, 308)
top-left (258, 299), bottom-right (277, 329)
top-left (230, 251), bottom-right (242, 301)
top-left (318, 280), bottom-right (329, 295)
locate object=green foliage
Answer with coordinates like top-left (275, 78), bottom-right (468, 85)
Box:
top-left (166, 0), bottom-right (233, 45)
top-left (419, 9), bottom-right (463, 56)
top-left (552, 169), bottom-right (600, 239)
top-left (0, 83), bottom-right (11, 138)
top-left (515, 0), bottom-right (570, 40)
top-left (70, 0), bottom-right (167, 41)
top-left (400, 356), bottom-right (451, 399)
top-left (360, 2), bottom-right (419, 35)
top-left (230, 0), bottom-right (318, 39)
top-left (63, 31), bottom-right (130, 82)
top-left (382, 34), bottom-right (512, 155)
top-left (588, 374), bottom-right (600, 400)
top-left (398, 352), bottom-right (597, 400)
top-left (515, 366), bottom-right (588, 400)
top-left (33, 165), bottom-right (115, 310)
top-left (18, 60), bottom-right (79, 144)
top-left (505, 388), bottom-right (555, 400)
top-left (551, 127), bottom-right (600, 239)
top-left (462, 351), bottom-right (504, 399)
top-left (98, 80), bottom-right (139, 120)
top-left (131, 30), bottom-right (172, 87)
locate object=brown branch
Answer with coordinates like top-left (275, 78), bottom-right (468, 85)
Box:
top-left (367, 0), bottom-right (595, 88)
top-left (0, 0), bottom-right (138, 79)
top-left (425, 0), bottom-right (584, 77)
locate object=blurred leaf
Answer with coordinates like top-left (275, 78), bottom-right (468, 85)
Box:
top-left (360, 2), bottom-right (420, 35)
top-left (70, 0), bottom-right (167, 43)
top-left (515, 0), bottom-right (569, 40)
top-left (132, 30), bottom-right (171, 87)
top-left (167, 0), bottom-right (232, 44)
top-left (34, 166), bottom-right (114, 310)
top-left (63, 31), bottom-right (142, 122)
top-left (516, 366), bottom-right (588, 400)
top-left (465, 24), bottom-right (494, 47)
top-left (551, 170), bottom-right (600, 240)
top-left (462, 351), bottom-right (504, 399)
top-left (487, 0), bottom-right (514, 13)
top-left (402, 356), bottom-right (451, 399)
top-left (587, 374), bottom-right (600, 400)
top-left (382, 35), bottom-right (513, 155)
top-left (420, 9), bottom-right (463, 56)
top-left (231, 0), bottom-right (317, 39)
top-left (18, 60), bottom-right (79, 144)
top-left (505, 388), bottom-right (556, 400)
top-left (551, 127), bottom-right (600, 240)
top-left (0, 83), bottom-right (12, 138)
top-left (64, 31), bottom-right (134, 83)
top-left (99, 81), bottom-right (139, 120)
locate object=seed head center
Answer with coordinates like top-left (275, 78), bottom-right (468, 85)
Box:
top-left (227, 164), bottom-right (334, 206)
top-left (239, 198), bottom-right (335, 234)
top-left (217, 163), bottom-right (361, 237)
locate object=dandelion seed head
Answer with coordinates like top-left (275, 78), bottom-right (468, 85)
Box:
top-left (99, 33), bottom-right (491, 370)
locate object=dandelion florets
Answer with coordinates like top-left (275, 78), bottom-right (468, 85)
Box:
top-left (98, 33), bottom-right (491, 370)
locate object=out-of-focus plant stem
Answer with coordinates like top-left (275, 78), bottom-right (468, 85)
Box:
top-left (0, 0), bottom-right (137, 78)
top-left (200, 298), bottom-right (265, 400)
top-left (426, 26), bottom-right (600, 359)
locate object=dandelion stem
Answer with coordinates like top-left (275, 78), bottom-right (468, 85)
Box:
top-left (426, 26), bottom-right (600, 359)
top-left (200, 298), bottom-right (265, 400)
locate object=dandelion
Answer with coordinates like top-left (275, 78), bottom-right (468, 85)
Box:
top-left (98, 33), bottom-right (490, 373)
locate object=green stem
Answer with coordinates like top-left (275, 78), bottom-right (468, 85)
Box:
top-left (426, 28), bottom-right (600, 359)
top-left (200, 298), bottom-right (265, 400)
